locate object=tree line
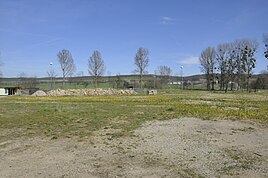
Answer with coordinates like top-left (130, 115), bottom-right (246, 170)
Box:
top-left (199, 36), bottom-right (268, 92)
top-left (55, 47), bottom-right (172, 88)
top-left (0, 47), bottom-right (172, 89)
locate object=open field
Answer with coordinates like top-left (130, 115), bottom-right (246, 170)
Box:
top-left (0, 91), bottom-right (268, 177)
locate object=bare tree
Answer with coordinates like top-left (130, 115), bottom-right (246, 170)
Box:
top-left (223, 43), bottom-right (237, 92)
top-left (88, 50), bottom-right (105, 88)
top-left (155, 65), bottom-right (172, 76)
top-left (57, 49), bottom-right (76, 86)
top-left (134, 47), bottom-right (149, 88)
top-left (232, 40), bottom-right (247, 89)
top-left (115, 73), bottom-right (122, 89)
top-left (216, 43), bottom-right (230, 90)
top-left (155, 65), bottom-right (172, 86)
top-left (47, 68), bottom-right (57, 89)
top-left (199, 47), bottom-right (216, 90)
top-left (17, 72), bottom-right (27, 88)
top-left (241, 40), bottom-right (258, 91)
top-left (264, 34), bottom-right (268, 66)
top-left (17, 72), bottom-right (38, 89)
top-left (231, 39), bottom-right (258, 90)
top-left (250, 72), bottom-right (267, 92)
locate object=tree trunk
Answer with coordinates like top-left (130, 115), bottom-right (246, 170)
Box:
top-left (206, 74), bottom-right (210, 90)
top-left (140, 73), bottom-right (142, 88)
top-left (95, 76), bottom-right (98, 88)
top-left (63, 75), bottom-right (65, 88)
top-left (211, 74), bottom-right (215, 91)
top-left (247, 72), bottom-right (250, 92)
top-left (220, 73), bottom-right (223, 90)
top-left (225, 82), bottom-right (228, 93)
top-left (221, 73), bottom-right (225, 91)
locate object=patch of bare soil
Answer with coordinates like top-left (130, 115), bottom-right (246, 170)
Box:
top-left (0, 118), bottom-right (267, 178)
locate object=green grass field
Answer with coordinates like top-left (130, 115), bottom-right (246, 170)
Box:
top-left (0, 90), bottom-right (267, 141)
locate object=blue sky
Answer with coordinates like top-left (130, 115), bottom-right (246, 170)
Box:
top-left (0, 0), bottom-right (267, 77)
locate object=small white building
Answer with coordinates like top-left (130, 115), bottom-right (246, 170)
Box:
top-left (168, 81), bottom-right (182, 85)
top-left (0, 87), bottom-right (20, 96)
top-left (0, 88), bottom-right (8, 95)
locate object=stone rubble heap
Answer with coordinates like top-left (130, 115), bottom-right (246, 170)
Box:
top-left (46, 88), bottom-right (136, 96)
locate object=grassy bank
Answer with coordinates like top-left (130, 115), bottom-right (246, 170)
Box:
top-left (0, 90), bottom-right (267, 141)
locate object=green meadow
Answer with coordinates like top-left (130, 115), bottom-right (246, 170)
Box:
top-left (0, 90), bottom-right (267, 141)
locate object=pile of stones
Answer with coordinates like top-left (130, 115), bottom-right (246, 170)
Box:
top-left (46, 88), bottom-right (136, 96)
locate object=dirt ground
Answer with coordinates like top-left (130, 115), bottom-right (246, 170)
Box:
top-left (0, 118), bottom-right (267, 178)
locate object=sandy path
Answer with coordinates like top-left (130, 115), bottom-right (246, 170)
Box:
top-left (0, 118), bottom-right (267, 178)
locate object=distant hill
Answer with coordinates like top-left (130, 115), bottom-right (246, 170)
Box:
top-left (0, 73), bottom-right (267, 90)
top-left (2, 73), bottom-right (267, 83)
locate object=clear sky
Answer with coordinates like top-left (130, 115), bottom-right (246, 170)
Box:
top-left (0, 0), bottom-right (267, 77)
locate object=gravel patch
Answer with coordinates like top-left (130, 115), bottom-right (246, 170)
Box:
top-left (0, 118), bottom-right (267, 178)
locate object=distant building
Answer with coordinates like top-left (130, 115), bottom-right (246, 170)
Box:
top-left (168, 81), bottom-right (182, 85)
top-left (0, 87), bottom-right (20, 96)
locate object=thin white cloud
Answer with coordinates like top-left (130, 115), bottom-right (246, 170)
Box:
top-left (4, 38), bottom-right (62, 55)
top-left (160, 16), bottom-right (175, 25)
top-left (180, 56), bottom-right (199, 65)
top-left (0, 28), bottom-right (52, 37)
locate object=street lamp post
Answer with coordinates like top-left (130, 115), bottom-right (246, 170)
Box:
top-left (153, 75), bottom-right (156, 89)
top-left (50, 62), bottom-right (53, 90)
top-left (180, 66), bottom-right (183, 90)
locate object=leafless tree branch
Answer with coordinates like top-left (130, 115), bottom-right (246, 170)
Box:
top-left (134, 47), bottom-right (149, 88)
top-left (88, 50), bottom-right (105, 88)
top-left (57, 49), bottom-right (76, 86)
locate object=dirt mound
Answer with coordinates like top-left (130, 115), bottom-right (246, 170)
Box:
top-left (46, 88), bottom-right (136, 96)
top-left (31, 90), bottom-right (47, 96)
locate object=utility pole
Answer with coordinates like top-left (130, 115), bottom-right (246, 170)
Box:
top-left (180, 66), bottom-right (183, 90)
top-left (50, 62), bottom-right (53, 89)
top-left (153, 75), bottom-right (156, 89)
